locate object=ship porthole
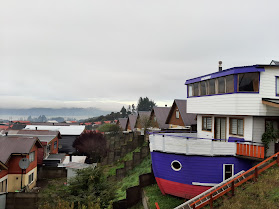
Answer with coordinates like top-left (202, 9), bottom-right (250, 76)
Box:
top-left (171, 160), bottom-right (182, 171)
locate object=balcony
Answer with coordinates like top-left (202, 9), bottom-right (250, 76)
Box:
top-left (149, 131), bottom-right (265, 159)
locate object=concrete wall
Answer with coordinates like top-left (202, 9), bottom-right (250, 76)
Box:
top-left (37, 167), bottom-right (67, 180)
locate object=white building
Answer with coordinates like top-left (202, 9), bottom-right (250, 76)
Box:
top-left (185, 63), bottom-right (279, 156)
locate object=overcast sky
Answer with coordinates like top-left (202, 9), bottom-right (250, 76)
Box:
top-left (1, 0), bottom-right (279, 112)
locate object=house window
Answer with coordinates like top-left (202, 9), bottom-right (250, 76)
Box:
top-left (238, 72), bottom-right (259, 92)
top-left (230, 118), bottom-right (244, 136)
top-left (223, 164), bottom-right (234, 180)
top-left (208, 79), bottom-right (216, 95)
top-left (276, 77), bottom-right (279, 96)
top-left (54, 141), bottom-right (57, 149)
top-left (175, 110), bottom-right (179, 119)
top-left (0, 179), bottom-right (7, 193)
top-left (226, 75), bottom-right (234, 93)
top-left (202, 116), bottom-right (212, 131)
top-left (188, 84), bottom-right (193, 97)
top-left (218, 77), bottom-right (225, 94)
top-left (29, 151), bottom-right (35, 162)
top-left (200, 81), bottom-right (208, 96)
top-left (28, 173), bottom-right (34, 184)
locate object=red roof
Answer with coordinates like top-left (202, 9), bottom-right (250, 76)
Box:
top-left (0, 125), bottom-right (9, 130)
top-left (94, 122), bottom-right (102, 125)
top-left (104, 121), bottom-right (111, 124)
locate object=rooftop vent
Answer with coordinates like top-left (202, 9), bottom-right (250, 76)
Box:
top-left (219, 61), bottom-right (222, 72)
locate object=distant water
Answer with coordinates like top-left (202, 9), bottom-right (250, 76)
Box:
top-left (0, 115), bottom-right (91, 121)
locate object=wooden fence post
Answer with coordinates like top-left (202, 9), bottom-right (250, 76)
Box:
top-left (210, 194), bottom-right (213, 209)
top-left (254, 167), bottom-right (258, 182)
top-left (231, 180), bottom-right (235, 196)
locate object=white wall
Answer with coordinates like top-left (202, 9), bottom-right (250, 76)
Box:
top-left (187, 68), bottom-right (279, 116)
top-left (196, 115), bottom-right (253, 141)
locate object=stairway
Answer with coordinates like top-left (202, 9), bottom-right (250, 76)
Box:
top-left (174, 171), bottom-right (245, 209)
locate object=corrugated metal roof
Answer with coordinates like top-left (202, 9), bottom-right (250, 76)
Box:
top-left (152, 107), bottom-right (171, 129)
top-left (24, 125), bottom-right (85, 135)
top-left (0, 136), bottom-right (38, 164)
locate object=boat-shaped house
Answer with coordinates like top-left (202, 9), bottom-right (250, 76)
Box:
top-left (150, 62), bottom-right (279, 199)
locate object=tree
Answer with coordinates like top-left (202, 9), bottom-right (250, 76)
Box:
top-left (132, 104), bottom-right (136, 114)
top-left (73, 131), bottom-right (107, 163)
top-left (120, 106), bottom-right (127, 117)
top-left (127, 105), bottom-right (131, 115)
top-left (98, 124), bottom-right (121, 136)
top-left (136, 97), bottom-right (156, 111)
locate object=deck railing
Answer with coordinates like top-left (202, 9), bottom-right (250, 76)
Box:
top-left (236, 143), bottom-right (265, 159)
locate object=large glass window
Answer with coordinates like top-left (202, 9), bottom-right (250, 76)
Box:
top-left (238, 72), bottom-right (259, 92)
top-left (230, 118), bottom-right (244, 136)
top-left (276, 77), bottom-right (279, 96)
top-left (208, 79), bottom-right (216, 95)
top-left (200, 81), bottom-right (207, 96)
top-left (226, 75), bottom-right (234, 93)
top-left (202, 116), bottom-right (212, 131)
top-left (193, 82), bottom-right (199, 96)
top-left (29, 151), bottom-right (35, 162)
top-left (188, 84), bottom-right (193, 97)
top-left (28, 173), bottom-right (34, 184)
top-left (218, 77), bottom-right (225, 94)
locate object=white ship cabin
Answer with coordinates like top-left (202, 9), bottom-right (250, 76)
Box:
top-left (185, 63), bottom-right (279, 157)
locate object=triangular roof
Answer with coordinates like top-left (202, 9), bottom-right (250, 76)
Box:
top-left (117, 118), bottom-right (128, 130)
top-left (165, 99), bottom-right (197, 126)
top-left (151, 107), bottom-right (171, 129)
top-left (135, 111), bottom-right (151, 129)
top-left (126, 114), bottom-right (138, 130)
top-left (0, 136), bottom-right (42, 166)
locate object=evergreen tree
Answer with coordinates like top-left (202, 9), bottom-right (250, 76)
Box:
top-left (136, 97), bottom-right (156, 111)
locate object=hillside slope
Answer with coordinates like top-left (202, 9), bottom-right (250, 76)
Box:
top-left (216, 166), bottom-right (279, 209)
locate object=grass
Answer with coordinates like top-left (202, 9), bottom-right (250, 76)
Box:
top-left (144, 184), bottom-right (185, 209)
top-left (210, 166), bottom-right (279, 209)
top-left (104, 146), bottom-right (142, 177)
top-left (114, 155), bottom-right (152, 200)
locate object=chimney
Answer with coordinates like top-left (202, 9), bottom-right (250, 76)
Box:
top-left (53, 123), bottom-right (54, 126)
top-left (165, 105), bottom-right (167, 107)
top-left (5, 132), bottom-right (8, 136)
top-left (219, 61), bottom-right (222, 72)
top-left (35, 127), bottom-right (37, 130)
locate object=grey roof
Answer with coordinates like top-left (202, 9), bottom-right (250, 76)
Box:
top-left (59, 135), bottom-right (77, 154)
top-left (166, 99), bottom-right (197, 126)
top-left (118, 118), bottom-right (128, 130)
top-left (127, 114), bottom-right (138, 130)
top-left (65, 162), bottom-right (92, 170)
top-left (11, 124), bottom-right (26, 130)
top-left (7, 130), bottom-right (61, 144)
top-left (0, 136), bottom-right (39, 164)
top-left (152, 107), bottom-right (171, 129)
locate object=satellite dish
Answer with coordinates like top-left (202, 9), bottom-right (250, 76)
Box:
top-left (19, 158), bottom-right (30, 169)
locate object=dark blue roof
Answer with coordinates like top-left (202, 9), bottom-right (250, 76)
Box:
top-left (185, 65), bottom-right (265, 85)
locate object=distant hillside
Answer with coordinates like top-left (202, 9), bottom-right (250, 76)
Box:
top-left (0, 107), bottom-right (109, 118)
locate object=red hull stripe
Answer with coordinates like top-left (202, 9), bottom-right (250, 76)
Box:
top-left (155, 177), bottom-right (211, 199)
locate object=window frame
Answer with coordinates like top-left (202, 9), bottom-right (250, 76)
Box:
top-left (175, 109), bottom-right (179, 119)
top-left (28, 172), bottom-right (34, 185)
top-left (54, 141), bottom-right (57, 149)
top-left (223, 164), bottom-right (234, 181)
top-left (29, 151), bottom-right (35, 162)
top-left (237, 72), bottom-right (259, 93)
top-left (229, 118), bottom-right (244, 136)
top-left (202, 116), bottom-right (212, 132)
top-left (276, 76), bottom-right (279, 96)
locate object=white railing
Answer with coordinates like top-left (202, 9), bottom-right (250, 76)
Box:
top-left (149, 133), bottom-right (236, 156)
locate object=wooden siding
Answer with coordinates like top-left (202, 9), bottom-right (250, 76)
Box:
top-left (168, 103), bottom-right (185, 127)
top-left (187, 67), bottom-right (279, 116)
top-left (149, 134), bottom-right (236, 156)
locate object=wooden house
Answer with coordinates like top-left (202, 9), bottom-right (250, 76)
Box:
top-left (165, 99), bottom-right (197, 131)
top-left (135, 111), bottom-right (151, 132)
top-left (0, 136), bottom-right (42, 192)
top-left (149, 107), bottom-right (171, 130)
top-left (116, 118), bottom-right (128, 131)
top-left (7, 130), bottom-right (62, 165)
top-left (126, 114), bottom-right (138, 132)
